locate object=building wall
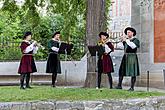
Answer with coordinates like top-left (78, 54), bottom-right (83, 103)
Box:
top-left (154, 0), bottom-right (165, 62)
top-left (131, 0), bottom-right (165, 89)
top-left (109, 0), bottom-right (131, 32)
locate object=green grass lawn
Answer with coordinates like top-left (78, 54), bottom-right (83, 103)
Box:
top-left (0, 86), bottom-right (164, 102)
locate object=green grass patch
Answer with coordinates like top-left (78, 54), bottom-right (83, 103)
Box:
top-left (0, 86), bottom-right (164, 102)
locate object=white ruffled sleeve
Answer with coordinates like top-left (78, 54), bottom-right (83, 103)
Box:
top-left (116, 42), bottom-right (124, 49)
top-left (105, 44), bottom-right (111, 53)
top-left (33, 46), bottom-right (38, 54)
top-left (24, 44), bottom-right (34, 53)
top-left (24, 42), bottom-right (36, 53)
top-left (51, 47), bottom-right (59, 52)
top-left (125, 39), bottom-right (137, 49)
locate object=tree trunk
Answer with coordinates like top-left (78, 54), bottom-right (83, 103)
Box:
top-left (84, 0), bottom-right (106, 88)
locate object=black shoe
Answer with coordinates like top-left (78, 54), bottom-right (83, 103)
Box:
top-left (26, 86), bottom-right (32, 89)
top-left (128, 88), bottom-right (134, 91)
top-left (115, 86), bottom-right (122, 89)
top-left (52, 84), bottom-right (56, 88)
top-left (20, 86), bottom-right (25, 90)
top-left (110, 87), bottom-right (113, 89)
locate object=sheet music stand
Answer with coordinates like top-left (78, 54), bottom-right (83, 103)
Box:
top-left (88, 45), bottom-right (102, 87)
top-left (88, 45), bottom-right (104, 56)
top-left (88, 45), bottom-right (98, 56)
top-left (58, 42), bottom-right (73, 55)
top-left (58, 42), bottom-right (73, 86)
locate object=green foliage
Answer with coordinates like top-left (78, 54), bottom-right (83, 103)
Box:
top-left (49, 0), bottom-right (86, 41)
top-left (1, 0), bottom-right (19, 13)
top-left (0, 0), bottom-right (86, 61)
top-left (0, 47), bottom-right (21, 61)
top-left (105, 0), bottom-right (112, 30)
top-left (0, 39), bottom-right (21, 61)
top-left (0, 0), bottom-right (111, 61)
top-left (0, 86), bottom-right (164, 102)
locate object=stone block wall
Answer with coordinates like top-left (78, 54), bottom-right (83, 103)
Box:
top-left (1, 97), bottom-right (165, 110)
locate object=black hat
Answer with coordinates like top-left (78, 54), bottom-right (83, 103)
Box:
top-left (99, 32), bottom-right (109, 38)
top-left (104, 32), bottom-right (109, 38)
top-left (23, 31), bottom-right (32, 39)
top-left (52, 31), bottom-right (60, 38)
top-left (124, 27), bottom-right (136, 36)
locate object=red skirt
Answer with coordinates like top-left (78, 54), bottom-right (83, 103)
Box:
top-left (98, 54), bottom-right (114, 73)
top-left (18, 55), bottom-right (37, 74)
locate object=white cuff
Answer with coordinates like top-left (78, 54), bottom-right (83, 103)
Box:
top-left (33, 46), bottom-right (38, 54)
top-left (105, 44), bottom-right (111, 53)
top-left (51, 47), bottom-right (59, 52)
top-left (126, 39), bottom-right (137, 49)
top-left (24, 44), bottom-right (34, 53)
top-left (31, 42), bottom-right (36, 46)
top-left (117, 42), bottom-right (124, 49)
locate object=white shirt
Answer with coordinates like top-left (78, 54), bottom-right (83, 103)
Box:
top-left (125, 37), bottom-right (137, 49)
top-left (23, 40), bottom-right (38, 54)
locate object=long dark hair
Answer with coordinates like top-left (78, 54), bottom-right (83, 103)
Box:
top-left (52, 31), bottom-right (60, 38)
top-left (23, 31), bottom-right (32, 39)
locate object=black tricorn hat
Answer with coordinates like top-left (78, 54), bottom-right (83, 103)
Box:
top-left (124, 27), bottom-right (136, 36)
top-left (23, 31), bottom-right (32, 39)
top-left (99, 32), bottom-right (109, 38)
top-left (52, 31), bottom-right (60, 38)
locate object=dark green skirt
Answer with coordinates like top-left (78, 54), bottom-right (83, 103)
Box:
top-left (46, 53), bottom-right (61, 74)
top-left (119, 53), bottom-right (139, 76)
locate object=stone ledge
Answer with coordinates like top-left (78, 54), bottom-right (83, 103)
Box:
top-left (1, 96), bottom-right (165, 110)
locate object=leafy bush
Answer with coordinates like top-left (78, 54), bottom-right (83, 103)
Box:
top-left (0, 7), bottom-right (85, 61)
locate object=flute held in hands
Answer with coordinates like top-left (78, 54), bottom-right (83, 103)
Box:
top-left (31, 40), bottom-right (45, 49)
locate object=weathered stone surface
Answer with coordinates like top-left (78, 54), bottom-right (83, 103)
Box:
top-left (31, 101), bottom-right (55, 110)
top-left (1, 97), bottom-right (165, 110)
top-left (0, 102), bottom-right (13, 110)
top-left (71, 102), bottom-right (85, 110)
top-left (11, 103), bottom-right (31, 110)
top-left (84, 101), bottom-right (104, 109)
top-left (55, 101), bottom-right (71, 109)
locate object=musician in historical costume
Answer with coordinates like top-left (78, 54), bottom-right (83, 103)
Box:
top-left (116, 27), bottom-right (140, 91)
top-left (96, 32), bottom-right (114, 89)
top-left (18, 32), bottom-right (38, 89)
top-left (46, 31), bottom-right (61, 87)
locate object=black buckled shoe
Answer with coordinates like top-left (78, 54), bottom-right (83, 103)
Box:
top-left (20, 86), bottom-right (25, 90)
top-left (52, 84), bottom-right (56, 88)
top-left (115, 86), bottom-right (122, 89)
top-left (26, 85), bottom-right (32, 89)
top-left (128, 88), bottom-right (134, 91)
top-left (110, 86), bottom-right (113, 89)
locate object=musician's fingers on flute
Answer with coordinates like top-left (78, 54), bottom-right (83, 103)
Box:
top-left (31, 40), bottom-right (37, 45)
top-left (31, 40), bottom-right (44, 48)
top-left (32, 40), bottom-right (40, 45)
top-left (122, 37), bottom-right (127, 41)
top-left (119, 34), bottom-right (127, 42)
top-left (31, 40), bottom-right (37, 44)
top-left (33, 41), bottom-right (37, 44)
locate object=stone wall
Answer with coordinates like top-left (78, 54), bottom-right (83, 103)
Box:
top-left (0, 54), bottom-right (133, 88)
top-left (0, 55), bottom-right (87, 86)
top-left (1, 96), bottom-right (165, 110)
